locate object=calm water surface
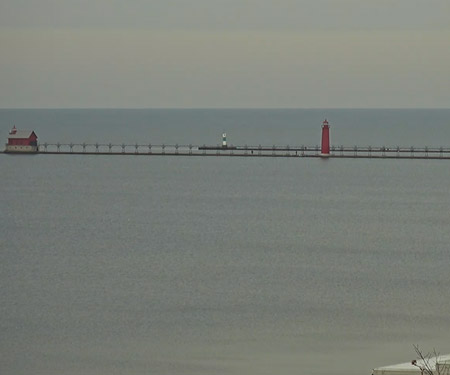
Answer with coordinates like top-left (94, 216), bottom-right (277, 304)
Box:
top-left (1, 109), bottom-right (450, 375)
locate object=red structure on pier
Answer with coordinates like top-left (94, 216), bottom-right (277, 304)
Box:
top-left (321, 119), bottom-right (330, 156)
top-left (5, 126), bottom-right (39, 153)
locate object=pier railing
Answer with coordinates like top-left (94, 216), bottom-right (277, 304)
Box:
top-left (30, 143), bottom-right (450, 159)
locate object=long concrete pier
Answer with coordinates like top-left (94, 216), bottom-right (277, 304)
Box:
top-left (3, 143), bottom-right (450, 159)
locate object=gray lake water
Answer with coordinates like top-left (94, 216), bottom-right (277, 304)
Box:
top-left (1, 109), bottom-right (450, 375)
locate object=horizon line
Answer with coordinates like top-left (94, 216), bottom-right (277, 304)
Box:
top-left (1, 107), bottom-right (450, 110)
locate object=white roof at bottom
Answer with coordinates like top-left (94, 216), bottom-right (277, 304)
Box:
top-left (373, 354), bottom-right (450, 375)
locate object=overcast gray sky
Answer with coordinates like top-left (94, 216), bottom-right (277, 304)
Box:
top-left (1, 0), bottom-right (449, 108)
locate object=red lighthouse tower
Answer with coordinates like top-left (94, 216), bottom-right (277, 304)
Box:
top-left (321, 119), bottom-right (330, 156)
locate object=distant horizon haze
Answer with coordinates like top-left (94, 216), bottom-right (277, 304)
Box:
top-left (1, 1), bottom-right (449, 108)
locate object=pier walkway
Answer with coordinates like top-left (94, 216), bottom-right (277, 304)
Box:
top-left (3, 143), bottom-right (450, 159)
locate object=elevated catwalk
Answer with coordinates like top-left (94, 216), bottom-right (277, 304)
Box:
top-left (3, 143), bottom-right (450, 159)
top-left (4, 120), bottom-right (450, 159)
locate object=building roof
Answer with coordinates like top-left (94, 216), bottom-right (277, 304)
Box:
top-left (373, 354), bottom-right (450, 375)
top-left (8, 130), bottom-right (37, 139)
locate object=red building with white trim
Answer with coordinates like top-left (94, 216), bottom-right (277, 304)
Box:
top-left (5, 126), bottom-right (39, 153)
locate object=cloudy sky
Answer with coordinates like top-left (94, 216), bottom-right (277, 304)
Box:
top-left (1, 0), bottom-right (449, 108)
